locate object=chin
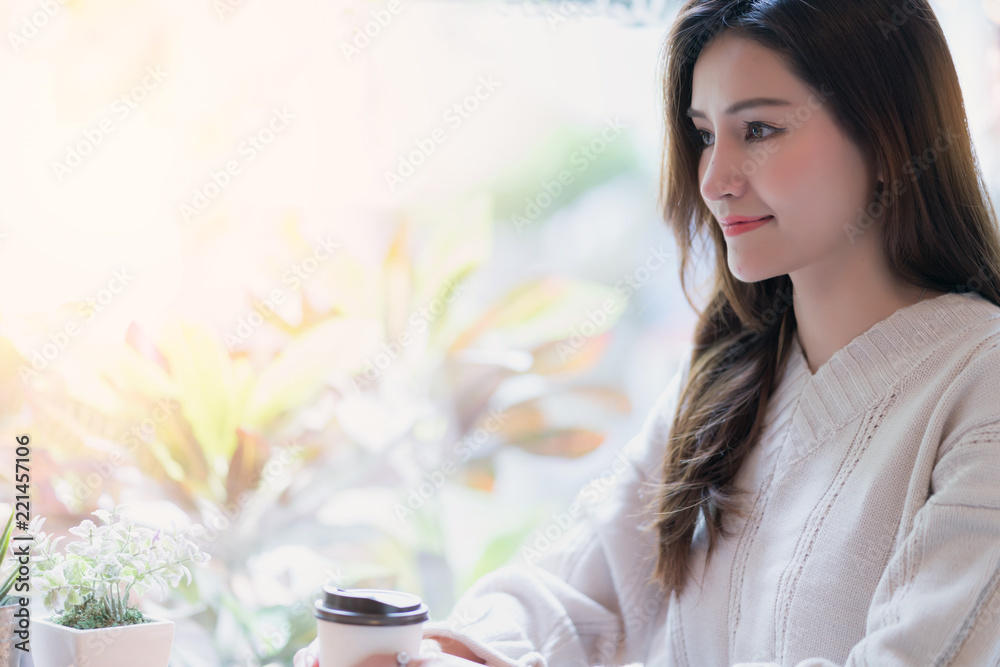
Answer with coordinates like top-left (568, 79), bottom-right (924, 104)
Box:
top-left (727, 257), bottom-right (778, 284)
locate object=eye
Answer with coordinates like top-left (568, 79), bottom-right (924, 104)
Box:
top-left (743, 120), bottom-right (780, 142)
top-left (689, 127), bottom-right (714, 150)
top-left (690, 121), bottom-right (784, 152)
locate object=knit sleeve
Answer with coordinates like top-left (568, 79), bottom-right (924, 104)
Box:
top-left (421, 349), bottom-right (693, 667)
top-left (733, 418), bottom-right (1000, 667)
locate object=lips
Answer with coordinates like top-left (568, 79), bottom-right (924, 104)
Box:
top-left (721, 215), bottom-right (773, 237)
top-left (722, 215), bottom-right (773, 227)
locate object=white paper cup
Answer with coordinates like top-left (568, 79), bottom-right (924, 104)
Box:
top-left (314, 587), bottom-right (429, 667)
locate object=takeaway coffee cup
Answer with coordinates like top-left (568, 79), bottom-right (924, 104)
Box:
top-left (314, 586), bottom-right (429, 667)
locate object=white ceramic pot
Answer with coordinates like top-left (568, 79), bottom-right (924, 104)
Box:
top-left (30, 616), bottom-right (174, 667)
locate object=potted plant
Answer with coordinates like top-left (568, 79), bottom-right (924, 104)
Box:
top-left (1, 508), bottom-right (27, 667)
top-left (28, 506), bottom-right (210, 667)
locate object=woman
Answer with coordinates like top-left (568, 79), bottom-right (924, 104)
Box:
top-left (297, 0), bottom-right (1000, 664)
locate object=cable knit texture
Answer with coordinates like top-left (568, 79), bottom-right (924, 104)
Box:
top-left (423, 291), bottom-right (1000, 666)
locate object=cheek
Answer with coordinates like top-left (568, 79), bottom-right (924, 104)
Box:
top-left (762, 132), bottom-right (870, 239)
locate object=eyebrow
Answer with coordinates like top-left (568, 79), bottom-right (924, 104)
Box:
top-left (686, 97), bottom-right (793, 119)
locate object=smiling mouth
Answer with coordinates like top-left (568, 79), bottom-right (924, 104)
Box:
top-left (725, 216), bottom-right (772, 225)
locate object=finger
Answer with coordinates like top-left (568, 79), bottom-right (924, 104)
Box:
top-left (351, 654), bottom-right (401, 667)
top-left (293, 647), bottom-right (318, 667)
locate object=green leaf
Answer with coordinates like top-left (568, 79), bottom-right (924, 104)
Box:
top-left (411, 192), bottom-right (493, 308)
top-left (494, 386), bottom-right (630, 458)
top-left (157, 321), bottom-right (240, 466)
top-left (462, 512), bottom-right (542, 592)
top-left (450, 276), bottom-right (625, 352)
top-left (241, 318), bottom-right (382, 430)
top-left (0, 508), bottom-right (21, 598)
top-left (488, 122), bottom-right (637, 226)
top-left (0, 508), bottom-right (14, 560)
top-left (506, 427), bottom-right (607, 458)
top-left (103, 344), bottom-right (178, 401)
top-left (0, 566), bottom-right (17, 600)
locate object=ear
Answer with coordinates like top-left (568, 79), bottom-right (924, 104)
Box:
top-left (871, 151), bottom-right (884, 183)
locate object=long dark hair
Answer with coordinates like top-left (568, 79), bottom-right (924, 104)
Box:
top-left (652, 0), bottom-right (1000, 594)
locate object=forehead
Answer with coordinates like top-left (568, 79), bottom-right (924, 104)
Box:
top-left (690, 33), bottom-right (807, 110)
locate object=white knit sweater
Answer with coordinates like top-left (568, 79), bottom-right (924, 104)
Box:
top-left (423, 291), bottom-right (1000, 666)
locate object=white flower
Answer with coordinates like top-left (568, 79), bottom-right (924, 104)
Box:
top-left (67, 519), bottom-right (98, 539)
top-left (28, 507), bottom-right (211, 621)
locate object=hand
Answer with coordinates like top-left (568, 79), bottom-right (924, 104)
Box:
top-left (293, 640), bottom-right (319, 667)
top-left (292, 639), bottom-right (486, 667)
top-left (351, 654), bottom-right (486, 667)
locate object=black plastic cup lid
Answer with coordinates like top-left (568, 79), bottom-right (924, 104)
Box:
top-left (314, 586), bottom-right (429, 626)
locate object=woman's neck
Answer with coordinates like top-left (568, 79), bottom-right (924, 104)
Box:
top-left (792, 281), bottom-right (948, 376)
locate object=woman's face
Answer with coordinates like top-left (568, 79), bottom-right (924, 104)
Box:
top-left (689, 33), bottom-right (877, 283)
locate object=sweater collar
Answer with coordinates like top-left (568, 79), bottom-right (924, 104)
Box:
top-left (781, 290), bottom-right (998, 461)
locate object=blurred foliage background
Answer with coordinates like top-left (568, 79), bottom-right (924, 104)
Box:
top-left (0, 0), bottom-right (997, 665)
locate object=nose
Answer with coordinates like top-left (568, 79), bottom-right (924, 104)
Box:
top-left (699, 137), bottom-right (749, 203)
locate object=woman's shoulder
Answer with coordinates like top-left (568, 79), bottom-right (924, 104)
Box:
top-left (921, 292), bottom-right (1000, 446)
top-left (931, 291), bottom-right (1000, 365)
top-left (929, 289), bottom-right (1000, 326)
